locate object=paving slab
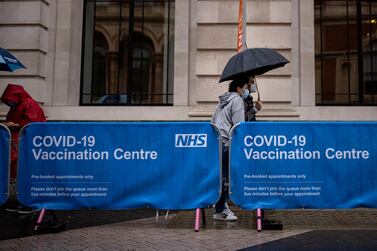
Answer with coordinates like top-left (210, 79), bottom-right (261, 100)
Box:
top-left (0, 212), bottom-right (307, 251)
top-left (2, 207), bottom-right (377, 250)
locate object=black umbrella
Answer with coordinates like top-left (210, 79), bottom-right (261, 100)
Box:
top-left (219, 48), bottom-right (289, 83)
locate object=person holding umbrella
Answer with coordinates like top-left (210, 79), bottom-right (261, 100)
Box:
top-left (219, 48), bottom-right (288, 122)
top-left (215, 48), bottom-right (288, 221)
top-left (0, 48), bottom-right (33, 210)
top-left (1, 84), bottom-right (46, 191)
top-left (212, 77), bottom-right (250, 221)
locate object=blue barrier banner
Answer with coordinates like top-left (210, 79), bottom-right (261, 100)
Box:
top-left (17, 122), bottom-right (220, 210)
top-left (0, 125), bottom-right (10, 205)
top-left (230, 122), bottom-right (377, 209)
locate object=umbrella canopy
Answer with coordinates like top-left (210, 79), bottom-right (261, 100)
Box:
top-left (0, 47), bottom-right (26, 72)
top-left (219, 48), bottom-right (289, 82)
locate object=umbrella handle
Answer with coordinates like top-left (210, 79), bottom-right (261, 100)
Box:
top-left (255, 78), bottom-right (261, 101)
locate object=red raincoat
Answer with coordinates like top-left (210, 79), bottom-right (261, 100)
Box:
top-left (1, 84), bottom-right (46, 180)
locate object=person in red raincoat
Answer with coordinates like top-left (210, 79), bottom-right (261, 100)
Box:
top-left (1, 85), bottom-right (63, 227)
top-left (1, 84), bottom-right (46, 181)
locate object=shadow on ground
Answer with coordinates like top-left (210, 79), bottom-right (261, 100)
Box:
top-left (238, 230), bottom-right (377, 251)
top-left (0, 205), bottom-right (157, 241)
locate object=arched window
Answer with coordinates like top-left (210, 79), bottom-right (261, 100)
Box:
top-left (81, 0), bottom-right (175, 105)
top-left (121, 33), bottom-right (156, 104)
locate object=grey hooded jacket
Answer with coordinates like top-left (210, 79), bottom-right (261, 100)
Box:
top-left (211, 92), bottom-right (245, 146)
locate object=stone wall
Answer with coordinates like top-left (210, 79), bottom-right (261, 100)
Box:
top-left (189, 0), bottom-right (298, 119)
top-left (0, 0), bottom-right (49, 104)
top-left (1, 0), bottom-right (376, 121)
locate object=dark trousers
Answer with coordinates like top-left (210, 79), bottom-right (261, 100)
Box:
top-left (215, 144), bottom-right (229, 213)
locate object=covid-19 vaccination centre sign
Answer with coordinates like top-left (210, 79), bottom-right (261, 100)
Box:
top-left (0, 125), bottom-right (10, 205)
top-left (17, 122), bottom-right (221, 210)
top-left (230, 122), bottom-right (377, 209)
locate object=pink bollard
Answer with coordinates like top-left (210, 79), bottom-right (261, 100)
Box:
top-left (257, 208), bottom-right (262, 232)
top-left (34, 208), bottom-right (46, 231)
top-left (194, 208), bottom-right (201, 232)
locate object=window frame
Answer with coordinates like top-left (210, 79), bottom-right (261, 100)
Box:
top-left (79, 0), bottom-right (174, 106)
top-left (315, 0), bottom-right (377, 106)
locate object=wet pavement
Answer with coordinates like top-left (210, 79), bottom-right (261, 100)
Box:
top-left (239, 230), bottom-right (377, 251)
top-left (1, 206), bottom-right (377, 250)
top-left (168, 208), bottom-right (377, 230)
top-left (0, 206), bottom-right (157, 241)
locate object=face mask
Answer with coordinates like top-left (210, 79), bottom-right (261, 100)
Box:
top-left (7, 102), bottom-right (17, 107)
top-left (242, 88), bottom-right (250, 99)
top-left (249, 83), bottom-right (257, 93)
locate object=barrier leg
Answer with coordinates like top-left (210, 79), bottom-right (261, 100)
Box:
top-left (155, 210), bottom-right (159, 223)
top-left (195, 208), bottom-right (201, 232)
top-left (165, 210), bottom-right (170, 220)
top-left (34, 208), bottom-right (46, 231)
top-left (257, 208), bottom-right (262, 232)
top-left (34, 209), bottom-right (66, 234)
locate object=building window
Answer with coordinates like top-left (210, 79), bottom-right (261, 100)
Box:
top-left (81, 0), bottom-right (175, 105)
top-left (315, 0), bottom-right (377, 105)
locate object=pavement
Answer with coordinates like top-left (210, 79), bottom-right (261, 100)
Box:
top-left (0, 206), bottom-right (158, 241)
top-left (1, 207), bottom-right (377, 250)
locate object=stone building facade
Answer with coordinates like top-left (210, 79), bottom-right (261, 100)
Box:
top-left (1, 0), bottom-right (376, 121)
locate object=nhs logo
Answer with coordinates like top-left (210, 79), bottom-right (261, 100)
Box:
top-left (175, 134), bottom-right (207, 147)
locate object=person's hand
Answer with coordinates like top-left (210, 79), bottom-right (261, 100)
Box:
top-left (255, 100), bottom-right (263, 110)
top-left (4, 121), bottom-right (20, 128)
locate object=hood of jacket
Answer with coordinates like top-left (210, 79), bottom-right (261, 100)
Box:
top-left (218, 92), bottom-right (240, 109)
top-left (1, 84), bottom-right (32, 106)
